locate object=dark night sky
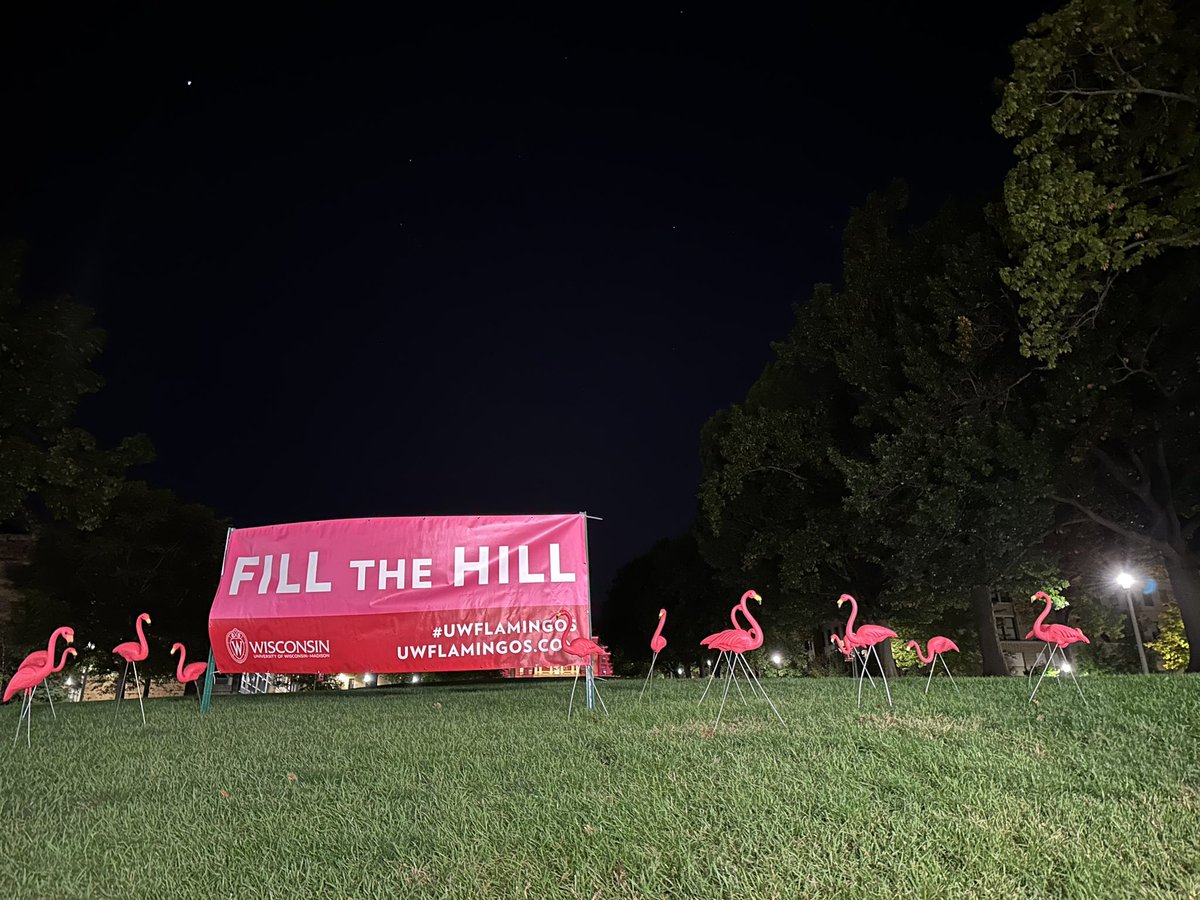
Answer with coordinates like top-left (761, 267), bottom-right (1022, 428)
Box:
top-left (1, 2), bottom-right (1051, 603)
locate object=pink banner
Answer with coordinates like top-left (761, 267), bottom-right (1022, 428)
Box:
top-left (207, 514), bottom-right (590, 673)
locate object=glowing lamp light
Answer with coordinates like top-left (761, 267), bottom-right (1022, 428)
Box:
top-left (676, 666), bottom-right (684, 675)
top-left (411, 674), bottom-right (420, 684)
top-left (1059, 662), bottom-right (1073, 674)
top-left (65, 677), bottom-right (75, 686)
top-left (771, 652), bottom-right (783, 666)
top-left (1116, 572), bottom-right (1136, 590)
top-left (363, 673), bottom-right (375, 684)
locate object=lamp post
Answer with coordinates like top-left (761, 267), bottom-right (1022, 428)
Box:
top-left (1116, 572), bottom-right (1150, 675)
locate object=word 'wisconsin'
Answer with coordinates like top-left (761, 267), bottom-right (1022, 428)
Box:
top-left (228, 544), bottom-right (577, 595)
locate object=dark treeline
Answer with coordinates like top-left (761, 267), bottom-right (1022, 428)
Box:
top-left (599, 0), bottom-right (1200, 675)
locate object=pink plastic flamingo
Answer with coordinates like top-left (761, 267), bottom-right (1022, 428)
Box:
top-left (15, 626), bottom-right (75, 719)
top-left (1028, 592), bottom-right (1089, 703)
top-left (3, 646), bottom-right (72, 747)
top-left (554, 609), bottom-right (608, 717)
top-left (698, 591), bottom-right (759, 705)
top-left (838, 594), bottom-right (898, 707)
top-left (702, 590), bottom-right (783, 726)
top-left (639, 609), bottom-right (668, 699)
top-left (113, 612), bottom-right (152, 725)
top-left (907, 637), bottom-right (961, 695)
top-left (171, 643), bottom-right (209, 703)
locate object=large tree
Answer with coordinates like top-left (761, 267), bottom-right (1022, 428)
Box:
top-left (1038, 250), bottom-right (1200, 670)
top-left (825, 190), bottom-right (1059, 674)
top-left (0, 241), bottom-right (150, 530)
top-left (12, 481), bottom-right (229, 688)
top-left (994, 0), bottom-right (1200, 365)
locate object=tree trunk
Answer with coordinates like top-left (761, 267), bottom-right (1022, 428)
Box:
top-left (1162, 555), bottom-right (1200, 673)
top-left (876, 637), bottom-right (898, 679)
top-left (970, 584), bottom-right (1009, 675)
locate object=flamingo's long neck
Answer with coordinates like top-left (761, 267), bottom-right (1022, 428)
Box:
top-left (1032, 594), bottom-right (1053, 637)
top-left (912, 641), bottom-right (933, 665)
top-left (175, 646), bottom-right (188, 681)
top-left (54, 649), bottom-right (74, 672)
top-left (843, 597), bottom-right (859, 639)
top-left (740, 603), bottom-right (763, 648)
top-left (651, 612), bottom-right (666, 644)
top-left (45, 627), bottom-right (68, 661)
top-left (135, 616), bottom-right (148, 654)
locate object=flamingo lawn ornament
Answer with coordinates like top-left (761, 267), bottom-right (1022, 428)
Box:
top-left (554, 610), bottom-right (608, 718)
top-left (15, 626), bottom-right (75, 719)
top-left (703, 590), bottom-right (783, 726)
top-left (838, 594), bottom-right (898, 708)
top-left (171, 643), bottom-right (209, 704)
top-left (639, 609), bottom-right (668, 700)
top-left (1027, 592), bottom-right (1089, 703)
top-left (3, 648), bottom-right (71, 747)
top-left (113, 612), bottom-right (152, 725)
top-left (907, 637), bottom-right (961, 695)
top-left (699, 591), bottom-right (761, 706)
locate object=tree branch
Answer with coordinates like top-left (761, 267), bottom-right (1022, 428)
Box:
top-left (1047, 87), bottom-right (1197, 104)
top-left (1092, 447), bottom-right (1153, 505)
top-left (1050, 494), bottom-right (1180, 559)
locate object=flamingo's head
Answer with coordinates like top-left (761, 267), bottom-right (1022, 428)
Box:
top-left (837, 593), bottom-right (854, 608)
top-left (740, 589), bottom-right (761, 605)
top-left (64, 648), bottom-right (77, 660)
top-left (1030, 591), bottom-right (1050, 603)
top-left (171, 642), bottom-right (184, 655)
top-left (906, 640), bottom-right (918, 650)
top-left (64, 627), bottom-right (75, 644)
top-left (658, 608), bottom-right (666, 618)
top-left (139, 612), bottom-right (152, 625)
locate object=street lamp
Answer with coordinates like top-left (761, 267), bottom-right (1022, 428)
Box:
top-left (1116, 571), bottom-right (1150, 675)
top-left (770, 652), bottom-right (783, 666)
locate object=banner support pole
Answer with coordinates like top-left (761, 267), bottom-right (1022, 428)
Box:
top-left (581, 512), bottom-right (595, 711)
top-left (201, 526), bottom-right (235, 716)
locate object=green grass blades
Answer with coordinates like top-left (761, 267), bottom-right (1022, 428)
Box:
top-left (1, 676), bottom-right (1198, 899)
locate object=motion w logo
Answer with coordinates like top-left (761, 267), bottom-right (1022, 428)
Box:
top-left (226, 628), bottom-right (249, 664)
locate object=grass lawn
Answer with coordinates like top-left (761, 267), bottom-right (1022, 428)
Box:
top-left (1, 673), bottom-right (1198, 899)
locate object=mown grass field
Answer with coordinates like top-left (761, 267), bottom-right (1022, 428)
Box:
top-left (2, 674), bottom-right (1198, 899)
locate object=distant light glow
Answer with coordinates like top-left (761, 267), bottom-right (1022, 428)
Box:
top-left (1116, 572), bottom-right (1136, 590)
top-left (411, 674), bottom-right (420, 684)
top-left (676, 666), bottom-right (684, 675)
top-left (65, 677), bottom-right (75, 686)
top-left (771, 652), bottom-right (783, 666)
top-left (1059, 662), bottom-right (1073, 673)
top-left (364, 673), bottom-right (374, 684)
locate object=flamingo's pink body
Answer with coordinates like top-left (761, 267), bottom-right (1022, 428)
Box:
top-left (908, 636), bottom-right (960, 665)
top-left (3, 665), bottom-right (48, 705)
top-left (1029, 592), bottom-right (1090, 649)
top-left (837, 593), bottom-right (897, 707)
top-left (838, 595), bottom-right (898, 649)
top-left (701, 591), bottom-right (763, 651)
top-left (649, 609), bottom-right (667, 654)
top-left (113, 613), bottom-right (152, 662)
top-left (16, 626), bottom-right (75, 674)
top-left (555, 611), bottom-right (605, 662)
top-left (171, 643), bottom-right (208, 686)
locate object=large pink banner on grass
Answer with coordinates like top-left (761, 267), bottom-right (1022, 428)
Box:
top-left (208, 514), bottom-right (590, 673)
